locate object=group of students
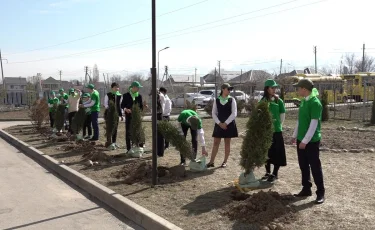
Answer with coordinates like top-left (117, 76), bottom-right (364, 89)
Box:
top-left (47, 78), bottom-right (325, 204)
top-left (174, 79), bottom-right (325, 204)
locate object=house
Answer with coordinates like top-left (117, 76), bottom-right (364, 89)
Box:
top-left (41, 77), bottom-right (61, 97)
top-left (163, 74), bottom-right (199, 86)
top-left (3, 77), bottom-right (27, 105)
top-left (276, 68), bottom-right (315, 80)
top-left (228, 70), bottom-right (273, 91)
top-left (201, 74), bottom-right (224, 84)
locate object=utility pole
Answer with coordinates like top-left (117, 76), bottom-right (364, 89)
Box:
top-left (214, 67), bottom-right (217, 98)
top-left (314, 46), bottom-right (317, 74)
top-left (0, 49), bottom-right (6, 89)
top-left (218, 61), bottom-right (221, 82)
top-left (151, 0), bottom-right (158, 187)
top-left (279, 59), bottom-right (283, 75)
top-left (362, 43), bottom-right (366, 72)
top-left (59, 70), bottom-right (62, 85)
top-left (194, 68), bottom-right (197, 85)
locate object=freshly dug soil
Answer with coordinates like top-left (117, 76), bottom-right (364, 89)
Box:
top-left (224, 190), bottom-right (296, 229)
top-left (112, 160), bottom-right (186, 185)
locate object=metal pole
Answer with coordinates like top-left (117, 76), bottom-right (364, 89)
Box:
top-left (158, 51), bottom-right (160, 87)
top-left (0, 49), bottom-right (5, 89)
top-left (363, 79), bottom-right (367, 121)
top-left (214, 67), bottom-right (217, 98)
top-left (151, 0), bottom-right (158, 187)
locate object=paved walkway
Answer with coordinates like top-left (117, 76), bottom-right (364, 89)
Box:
top-left (0, 122), bottom-right (143, 230)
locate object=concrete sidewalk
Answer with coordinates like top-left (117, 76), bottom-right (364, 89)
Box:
top-left (0, 122), bottom-right (143, 230)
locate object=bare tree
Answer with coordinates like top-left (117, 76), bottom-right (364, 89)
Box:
top-left (110, 74), bottom-right (123, 83)
top-left (128, 74), bottom-right (144, 82)
top-left (355, 54), bottom-right (375, 72)
top-left (344, 53), bottom-right (356, 74)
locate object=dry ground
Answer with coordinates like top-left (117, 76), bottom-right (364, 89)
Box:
top-left (4, 117), bottom-right (375, 230)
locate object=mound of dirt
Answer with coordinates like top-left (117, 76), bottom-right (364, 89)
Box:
top-left (112, 161), bottom-right (186, 185)
top-left (224, 190), bottom-right (296, 229)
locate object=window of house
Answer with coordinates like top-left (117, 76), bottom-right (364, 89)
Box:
top-left (10, 85), bottom-right (14, 89)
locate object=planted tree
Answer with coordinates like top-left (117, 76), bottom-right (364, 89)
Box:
top-left (29, 98), bottom-right (49, 130)
top-left (130, 103), bottom-right (145, 148)
top-left (105, 100), bottom-right (118, 146)
top-left (71, 107), bottom-right (86, 138)
top-left (321, 91), bottom-right (329, 122)
top-left (54, 104), bottom-right (66, 131)
top-left (158, 120), bottom-right (193, 160)
top-left (239, 101), bottom-right (273, 187)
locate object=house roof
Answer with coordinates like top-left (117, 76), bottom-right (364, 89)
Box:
top-left (42, 77), bottom-right (60, 84)
top-left (220, 71), bottom-right (242, 81)
top-left (202, 74), bottom-right (224, 83)
top-left (228, 70), bottom-right (272, 83)
top-left (4, 77), bottom-right (27, 85)
top-left (167, 74), bottom-right (197, 83)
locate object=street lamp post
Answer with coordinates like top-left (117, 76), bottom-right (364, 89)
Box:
top-left (158, 47), bottom-right (169, 87)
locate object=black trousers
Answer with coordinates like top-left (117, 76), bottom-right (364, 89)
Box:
top-left (49, 112), bottom-right (54, 128)
top-left (83, 114), bottom-right (92, 137)
top-left (180, 123), bottom-right (197, 163)
top-left (297, 140), bottom-right (325, 196)
top-left (68, 111), bottom-right (77, 134)
top-left (163, 116), bottom-right (170, 149)
top-left (156, 113), bottom-right (164, 157)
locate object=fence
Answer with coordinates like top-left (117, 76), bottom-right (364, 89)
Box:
top-left (282, 82), bottom-right (375, 122)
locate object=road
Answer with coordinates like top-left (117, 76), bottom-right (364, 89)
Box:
top-left (0, 122), bottom-right (143, 230)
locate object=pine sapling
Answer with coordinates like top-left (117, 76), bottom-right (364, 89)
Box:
top-left (157, 120), bottom-right (193, 160)
top-left (105, 100), bottom-right (118, 146)
top-left (240, 101), bottom-right (273, 175)
top-left (130, 104), bottom-right (145, 147)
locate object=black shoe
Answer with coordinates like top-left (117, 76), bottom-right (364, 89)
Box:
top-left (206, 162), bottom-right (215, 168)
top-left (315, 195), bottom-right (325, 204)
top-left (294, 189), bottom-right (312, 197)
top-left (267, 174), bottom-right (278, 183)
top-left (261, 173), bottom-right (271, 180)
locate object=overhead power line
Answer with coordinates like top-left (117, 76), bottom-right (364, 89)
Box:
top-left (7, 0), bottom-right (327, 64)
top-left (4, 0), bottom-right (211, 56)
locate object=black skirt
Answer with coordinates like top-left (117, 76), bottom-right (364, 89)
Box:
top-left (267, 132), bottom-right (287, 166)
top-left (212, 121), bottom-right (238, 138)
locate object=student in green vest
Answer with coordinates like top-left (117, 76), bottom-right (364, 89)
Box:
top-left (177, 110), bottom-right (208, 166)
top-left (47, 91), bottom-right (59, 129)
top-left (80, 84), bottom-right (100, 141)
top-left (59, 88), bottom-right (69, 130)
top-left (259, 79), bottom-right (286, 182)
top-left (292, 78), bottom-right (325, 204)
top-left (81, 93), bottom-right (92, 139)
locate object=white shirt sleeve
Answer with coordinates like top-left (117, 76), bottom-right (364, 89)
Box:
top-left (84, 100), bottom-right (95, 108)
top-left (292, 121), bottom-right (299, 138)
top-left (48, 104), bottom-right (53, 108)
top-left (302, 119), bottom-right (319, 144)
top-left (212, 99), bottom-right (221, 125)
top-left (197, 128), bottom-right (206, 147)
top-left (163, 96), bottom-right (172, 116)
top-left (224, 98), bottom-right (237, 125)
top-left (159, 94), bottom-right (165, 114)
top-left (104, 95), bottom-right (109, 109)
top-left (280, 113), bottom-right (285, 125)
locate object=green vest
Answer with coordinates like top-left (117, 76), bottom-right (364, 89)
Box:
top-left (297, 96), bottom-right (322, 142)
top-left (177, 110), bottom-right (202, 129)
top-left (48, 98), bottom-right (59, 112)
top-left (90, 90), bottom-right (100, 112)
top-left (262, 98), bottom-right (286, 133)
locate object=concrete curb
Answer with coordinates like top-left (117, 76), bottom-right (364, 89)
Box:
top-left (0, 129), bottom-right (182, 230)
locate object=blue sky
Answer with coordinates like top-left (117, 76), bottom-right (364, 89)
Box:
top-left (1, 0), bottom-right (374, 81)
